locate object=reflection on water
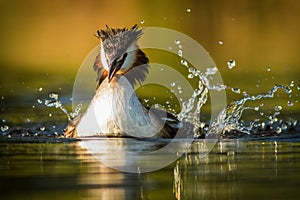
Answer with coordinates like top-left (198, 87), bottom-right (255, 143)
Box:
top-left (1, 139), bottom-right (300, 200)
top-left (174, 139), bottom-right (300, 200)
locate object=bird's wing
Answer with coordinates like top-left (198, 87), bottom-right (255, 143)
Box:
top-left (144, 106), bottom-right (180, 138)
top-left (93, 53), bottom-right (108, 88)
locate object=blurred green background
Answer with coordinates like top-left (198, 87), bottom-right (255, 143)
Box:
top-left (1, 0), bottom-right (300, 70)
top-left (0, 0), bottom-right (299, 123)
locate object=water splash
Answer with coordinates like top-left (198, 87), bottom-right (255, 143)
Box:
top-left (209, 84), bottom-right (296, 136)
top-left (177, 65), bottom-right (229, 135)
top-left (44, 93), bottom-right (81, 121)
top-left (171, 52), bottom-right (298, 138)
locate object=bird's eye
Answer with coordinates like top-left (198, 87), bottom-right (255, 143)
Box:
top-left (118, 53), bottom-right (128, 63)
top-left (112, 53), bottom-right (128, 67)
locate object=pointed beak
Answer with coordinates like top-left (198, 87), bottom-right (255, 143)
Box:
top-left (108, 63), bottom-right (122, 83)
top-left (107, 53), bottom-right (128, 83)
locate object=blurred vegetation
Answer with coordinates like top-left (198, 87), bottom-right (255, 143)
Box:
top-left (0, 0), bottom-right (299, 121)
top-left (1, 0), bottom-right (300, 72)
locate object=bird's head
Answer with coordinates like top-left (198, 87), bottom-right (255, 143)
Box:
top-left (94, 25), bottom-right (149, 85)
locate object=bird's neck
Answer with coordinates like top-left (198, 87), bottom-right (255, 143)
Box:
top-left (88, 75), bottom-right (164, 137)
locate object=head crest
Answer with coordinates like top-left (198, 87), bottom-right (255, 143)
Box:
top-left (96, 24), bottom-right (141, 42)
top-left (93, 25), bottom-right (149, 87)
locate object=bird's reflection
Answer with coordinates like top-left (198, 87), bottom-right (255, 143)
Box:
top-left (74, 139), bottom-right (285, 200)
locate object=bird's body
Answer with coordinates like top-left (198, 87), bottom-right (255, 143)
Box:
top-left (64, 25), bottom-right (178, 138)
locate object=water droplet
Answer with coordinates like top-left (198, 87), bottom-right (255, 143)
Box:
top-left (206, 67), bottom-right (218, 75)
top-left (174, 40), bottom-right (180, 45)
top-left (177, 85), bottom-right (182, 90)
top-left (254, 106), bottom-right (259, 111)
top-left (218, 40), bottom-right (223, 45)
top-left (290, 80), bottom-right (295, 87)
top-left (186, 8), bottom-right (191, 13)
top-left (40, 127), bottom-right (45, 131)
top-left (170, 82), bottom-right (176, 87)
top-left (287, 100), bottom-right (294, 106)
top-left (281, 124), bottom-right (287, 131)
top-left (45, 98), bottom-right (63, 109)
top-left (188, 68), bottom-right (195, 73)
top-left (38, 87), bottom-right (43, 92)
top-left (140, 19), bottom-right (144, 24)
top-left (242, 91), bottom-right (248, 97)
top-left (143, 99), bottom-right (149, 103)
top-left (274, 105), bottom-right (282, 111)
top-left (180, 59), bottom-right (188, 67)
top-left (1, 96), bottom-right (4, 100)
top-left (227, 59), bottom-right (236, 70)
top-left (37, 99), bottom-right (42, 104)
top-left (231, 88), bottom-right (241, 94)
top-left (188, 74), bottom-right (194, 79)
top-left (32, 105), bottom-right (35, 109)
top-left (48, 113), bottom-right (52, 117)
top-left (177, 50), bottom-right (183, 57)
top-left (1, 125), bottom-right (9, 132)
top-left (267, 67), bottom-right (271, 72)
top-left (276, 127), bottom-right (282, 134)
top-left (49, 93), bottom-right (59, 100)
top-left (178, 45), bottom-right (183, 49)
top-left (287, 88), bottom-right (292, 94)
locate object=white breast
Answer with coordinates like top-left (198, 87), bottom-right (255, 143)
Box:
top-left (76, 76), bottom-right (164, 138)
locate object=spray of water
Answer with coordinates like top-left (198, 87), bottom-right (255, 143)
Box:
top-left (208, 84), bottom-right (297, 136)
top-left (44, 93), bottom-right (82, 121)
top-left (173, 58), bottom-right (298, 138)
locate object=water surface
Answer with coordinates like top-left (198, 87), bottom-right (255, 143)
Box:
top-left (1, 138), bottom-right (300, 200)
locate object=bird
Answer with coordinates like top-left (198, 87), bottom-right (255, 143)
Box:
top-left (64, 25), bottom-right (180, 139)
